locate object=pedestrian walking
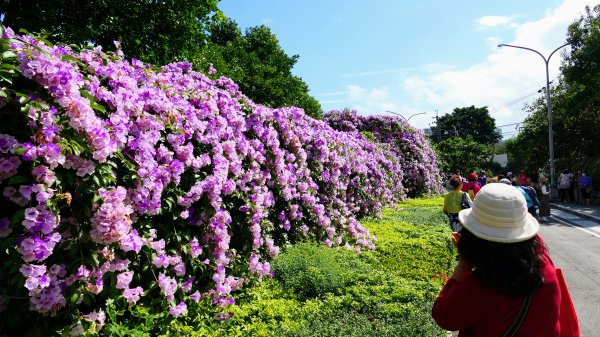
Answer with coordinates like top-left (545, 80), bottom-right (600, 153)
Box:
top-left (462, 173), bottom-right (481, 200)
top-left (518, 170), bottom-right (529, 186)
top-left (573, 170), bottom-right (582, 204)
top-left (443, 175), bottom-right (472, 232)
top-left (558, 169), bottom-right (572, 202)
top-left (477, 170), bottom-right (487, 187)
top-left (432, 183), bottom-right (566, 336)
top-left (516, 184), bottom-right (541, 218)
top-left (568, 170), bottom-right (576, 203)
top-left (578, 171), bottom-right (593, 206)
top-left (539, 177), bottom-right (550, 222)
top-left (529, 170), bottom-right (539, 194)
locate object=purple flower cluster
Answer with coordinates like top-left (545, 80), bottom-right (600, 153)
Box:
top-left (0, 27), bottom-right (439, 327)
top-left (324, 110), bottom-right (443, 197)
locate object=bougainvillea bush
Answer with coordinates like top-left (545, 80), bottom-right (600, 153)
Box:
top-left (325, 109), bottom-right (443, 197)
top-left (0, 25), bottom-right (421, 335)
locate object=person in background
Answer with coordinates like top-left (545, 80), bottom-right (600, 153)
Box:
top-left (558, 169), bottom-right (572, 202)
top-left (477, 170), bottom-right (487, 187)
top-left (568, 169), bottom-right (577, 203)
top-left (444, 175), bottom-right (472, 232)
top-left (432, 183), bottom-right (561, 336)
top-left (578, 171), bottom-right (593, 206)
top-left (506, 171), bottom-right (515, 185)
top-left (516, 182), bottom-right (540, 218)
top-left (518, 170), bottom-right (529, 186)
top-left (539, 177), bottom-right (550, 222)
top-left (462, 173), bottom-right (481, 200)
top-left (529, 169), bottom-right (539, 195)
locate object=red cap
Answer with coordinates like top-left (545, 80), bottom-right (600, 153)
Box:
top-left (467, 173), bottom-right (478, 181)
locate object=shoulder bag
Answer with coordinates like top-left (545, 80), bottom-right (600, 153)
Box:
top-left (502, 292), bottom-right (533, 337)
top-left (556, 268), bottom-right (581, 337)
top-left (460, 192), bottom-right (472, 210)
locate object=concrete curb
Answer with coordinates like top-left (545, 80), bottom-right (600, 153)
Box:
top-left (551, 203), bottom-right (600, 225)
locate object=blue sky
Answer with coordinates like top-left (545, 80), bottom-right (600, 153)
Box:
top-left (218, 0), bottom-right (596, 138)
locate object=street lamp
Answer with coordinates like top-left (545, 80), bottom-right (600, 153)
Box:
top-left (385, 111), bottom-right (427, 122)
top-left (497, 42), bottom-right (570, 198)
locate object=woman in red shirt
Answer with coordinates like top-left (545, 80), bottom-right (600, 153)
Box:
top-left (432, 183), bottom-right (564, 337)
top-left (461, 173), bottom-right (480, 199)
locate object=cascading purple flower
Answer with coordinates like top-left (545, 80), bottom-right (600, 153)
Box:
top-left (1, 27), bottom-right (442, 326)
top-left (90, 187), bottom-right (133, 245)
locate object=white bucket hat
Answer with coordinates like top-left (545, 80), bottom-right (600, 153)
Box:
top-left (458, 183), bottom-right (539, 243)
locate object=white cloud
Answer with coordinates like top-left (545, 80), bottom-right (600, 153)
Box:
top-left (317, 0), bottom-right (595, 133)
top-left (477, 15), bottom-right (514, 28)
top-left (400, 0), bottom-right (594, 131)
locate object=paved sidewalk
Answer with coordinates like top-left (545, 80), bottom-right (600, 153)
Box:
top-left (550, 201), bottom-right (600, 237)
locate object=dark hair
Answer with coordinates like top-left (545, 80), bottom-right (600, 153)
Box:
top-left (457, 229), bottom-right (545, 297)
top-left (449, 174), bottom-right (463, 189)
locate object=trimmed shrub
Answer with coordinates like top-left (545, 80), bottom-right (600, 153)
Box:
top-left (272, 242), bottom-right (347, 298)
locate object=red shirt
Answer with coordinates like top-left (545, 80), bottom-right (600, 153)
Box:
top-left (518, 173), bottom-right (529, 186)
top-left (432, 248), bottom-right (560, 336)
top-left (461, 181), bottom-right (480, 198)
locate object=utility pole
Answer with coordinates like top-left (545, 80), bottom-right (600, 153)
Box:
top-left (434, 110), bottom-right (441, 142)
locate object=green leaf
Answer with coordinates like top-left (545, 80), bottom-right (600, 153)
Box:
top-left (7, 175), bottom-right (30, 185)
top-left (61, 54), bottom-right (81, 64)
top-left (11, 208), bottom-right (25, 226)
top-left (2, 50), bottom-right (17, 59)
top-left (0, 71), bottom-right (13, 84)
top-left (91, 101), bottom-right (106, 113)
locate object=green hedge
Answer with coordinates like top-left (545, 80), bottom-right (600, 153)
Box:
top-left (163, 196), bottom-right (454, 337)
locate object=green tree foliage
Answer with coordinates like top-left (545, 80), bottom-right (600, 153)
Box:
top-left (1, 1), bottom-right (322, 119)
top-left (0, 0), bottom-right (220, 66)
top-left (433, 106), bottom-right (501, 145)
top-left (561, 4), bottom-right (600, 158)
top-left (203, 17), bottom-right (323, 118)
top-left (434, 136), bottom-right (492, 174)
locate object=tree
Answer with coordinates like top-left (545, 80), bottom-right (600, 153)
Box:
top-left (434, 136), bottom-right (492, 174)
top-left (0, 0), bottom-right (220, 66)
top-left (561, 4), bottom-right (600, 158)
top-left (203, 18), bottom-right (322, 118)
top-left (434, 106), bottom-right (501, 145)
top-left (1, 2), bottom-right (323, 119)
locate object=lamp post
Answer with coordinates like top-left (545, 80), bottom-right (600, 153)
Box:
top-left (385, 111), bottom-right (427, 122)
top-left (497, 42), bottom-right (570, 197)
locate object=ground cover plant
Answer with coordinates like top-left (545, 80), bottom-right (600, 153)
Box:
top-left (0, 26), bottom-right (442, 335)
top-left (162, 196), bottom-right (454, 337)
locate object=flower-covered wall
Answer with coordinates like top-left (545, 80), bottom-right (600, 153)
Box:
top-left (0, 26), bottom-right (436, 334)
top-left (324, 109), bottom-right (443, 197)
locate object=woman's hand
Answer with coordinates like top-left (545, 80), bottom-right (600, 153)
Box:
top-left (450, 231), bottom-right (471, 281)
top-left (451, 232), bottom-right (461, 247)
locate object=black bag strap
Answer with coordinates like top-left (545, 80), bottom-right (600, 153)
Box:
top-left (502, 292), bottom-right (534, 337)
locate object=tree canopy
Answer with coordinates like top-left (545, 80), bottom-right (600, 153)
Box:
top-left (0, 0), bottom-right (220, 66)
top-left (203, 18), bottom-right (322, 118)
top-left (433, 106), bottom-right (501, 145)
top-left (0, 0), bottom-right (322, 118)
top-left (434, 136), bottom-right (492, 175)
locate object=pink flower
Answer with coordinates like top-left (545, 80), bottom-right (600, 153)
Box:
top-left (123, 286), bottom-right (143, 306)
top-left (116, 271), bottom-right (133, 290)
top-left (158, 273), bottom-right (177, 300)
top-left (168, 301), bottom-right (187, 317)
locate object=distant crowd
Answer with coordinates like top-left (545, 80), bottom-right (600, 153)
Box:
top-left (442, 168), bottom-right (594, 230)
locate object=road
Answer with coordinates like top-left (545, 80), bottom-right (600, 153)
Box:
top-left (539, 217), bottom-right (600, 337)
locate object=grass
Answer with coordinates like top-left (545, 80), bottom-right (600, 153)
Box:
top-left (170, 195), bottom-right (455, 336)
